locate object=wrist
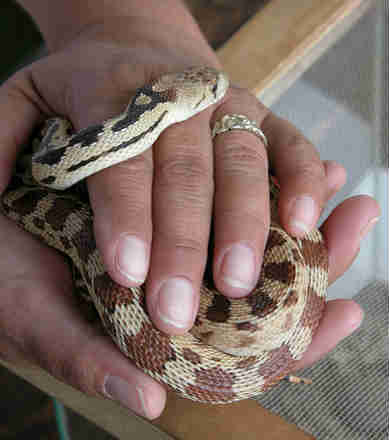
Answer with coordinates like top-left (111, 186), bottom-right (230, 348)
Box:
top-left (17, 0), bottom-right (219, 68)
top-left (70, 16), bottom-right (221, 70)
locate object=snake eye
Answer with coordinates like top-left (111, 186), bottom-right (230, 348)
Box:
top-left (212, 83), bottom-right (218, 97)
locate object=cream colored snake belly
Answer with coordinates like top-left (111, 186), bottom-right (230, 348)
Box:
top-left (1, 67), bottom-right (328, 404)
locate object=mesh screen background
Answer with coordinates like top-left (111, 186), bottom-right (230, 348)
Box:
top-left (255, 281), bottom-right (388, 440)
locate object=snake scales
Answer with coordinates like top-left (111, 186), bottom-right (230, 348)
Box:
top-left (2, 67), bottom-right (328, 403)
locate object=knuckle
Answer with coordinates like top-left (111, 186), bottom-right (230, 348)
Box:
top-left (157, 230), bottom-right (207, 256)
top-left (159, 225), bottom-right (208, 252)
top-left (115, 202), bottom-right (150, 230)
top-left (172, 238), bottom-right (207, 258)
top-left (23, 331), bottom-right (98, 396)
top-left (284, 132), bottom-right (311, 153)
top-left (215, 139), bottom-right (268, 179)
top-left (116, 154), bottom-right (154, 180)
top-left (283, 133), bottom-right (322, 169)
top-left (90, 157), bottom-right (153, 214)
top-left (105, 182), bottom-right (150, 217)
top-left (4, 67), bottom-right (51, 117)
top-left (157, 152), bottom-right (212, 193)
top-left (293, 160), bottom-right (326, 183)
top-left (2, 69), bottom-right (28, 93)
top-left (103, 155), bottom-right (153, 195)
top-left (54, 347), bottom-right (98, 396)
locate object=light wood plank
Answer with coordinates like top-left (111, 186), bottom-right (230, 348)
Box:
top-left (154, 392), bottom-right (315, 440)
top-left (217, 0), bottom-right (374, 106)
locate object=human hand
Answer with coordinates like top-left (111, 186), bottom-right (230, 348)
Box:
top-left (0, 187), bottom-right (379, 419)
top-left (0, 21), bottom-right (356, 334)
top-left (0, 18), bottom-right (380, 418)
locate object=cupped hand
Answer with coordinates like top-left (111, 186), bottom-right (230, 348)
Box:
top-left (0, 189), bottom-right (379, 419)
top-left (1, 21), bottom-right (348, 335)
top-left (0, 20), bottom-right (380, 418)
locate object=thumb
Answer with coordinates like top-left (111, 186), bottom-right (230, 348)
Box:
top-left (0, 70), bottom-right (46, 192)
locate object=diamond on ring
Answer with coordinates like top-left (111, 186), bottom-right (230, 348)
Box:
top-left (212, 114), bottom-right (268, 148)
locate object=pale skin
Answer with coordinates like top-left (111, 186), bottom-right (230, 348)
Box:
top-left (0, 0), bottom-right (380, 419)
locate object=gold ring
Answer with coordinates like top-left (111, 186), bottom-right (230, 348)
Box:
top-left (212, 114), bottom-right (268, 148)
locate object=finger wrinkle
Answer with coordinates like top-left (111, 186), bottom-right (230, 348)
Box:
top-left (156, 155), bottom-right (212, 190)
top-left (6, 69), bottom-right (53, 117)
top-left (214, 141), bottom-right (268, 177)
top-left (152, 235), bottom-right (208, 258)
top-left (280, 161), bottom-right (326, 185)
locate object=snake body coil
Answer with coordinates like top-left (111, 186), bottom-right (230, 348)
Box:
top-left (2, 67), bottom-right (327, 403)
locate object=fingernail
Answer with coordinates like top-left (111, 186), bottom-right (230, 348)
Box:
top-left (116, 235), bottom-right (148, 283)
top-left (220, 243), bottom-right (256, 291)
top-left (157, 277), bottom-right (195, 328)
top-left (104, 376), bottom-right (149, 417)
top-left (289, 196), bottom-right (316, 234)
top-left (360, 217), bottom-right (379, 239)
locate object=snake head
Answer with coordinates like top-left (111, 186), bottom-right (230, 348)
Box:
top-left (151, 67), bottom-right (229, 120)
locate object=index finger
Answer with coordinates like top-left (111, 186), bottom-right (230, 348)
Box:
top-left (0, 70), bottom-right (45, 192)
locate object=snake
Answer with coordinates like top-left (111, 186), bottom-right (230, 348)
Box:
top-left (1, 67), bottom-right (328, 404)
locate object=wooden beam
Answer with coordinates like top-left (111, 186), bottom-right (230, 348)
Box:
top-left (217, 0), bottom-right (374, 106)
